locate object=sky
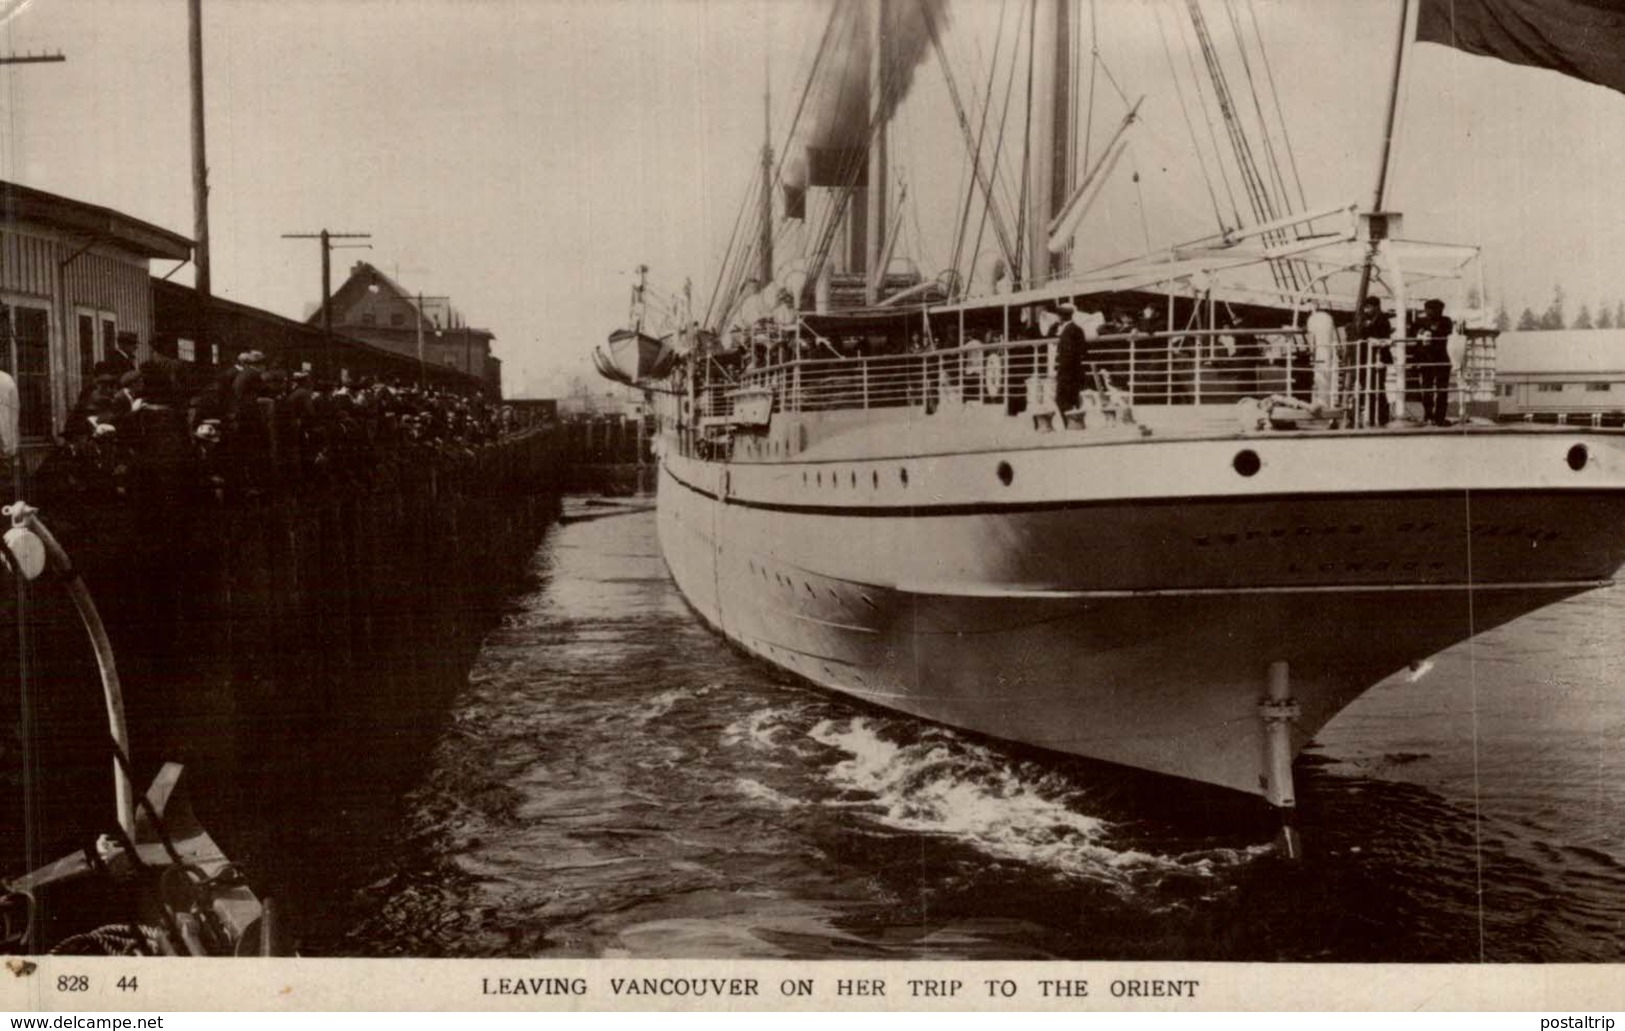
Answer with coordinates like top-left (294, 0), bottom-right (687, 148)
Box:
top-left (4, 0), bottom-right (1625, 397)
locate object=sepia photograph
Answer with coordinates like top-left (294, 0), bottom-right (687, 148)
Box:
top-left (2, 0), bottom-right (1625, 1006)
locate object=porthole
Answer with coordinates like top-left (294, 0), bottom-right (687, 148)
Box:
top-left (1233, 449), bottom-right (1262, 477)
top-left (996, 461), bottom-right (1014, 486)
top-left (872, 471), bottom-right (879, 488)
top-left (900, 467), bottom-right (910, 487)
top-left (817, 471), bottom-right (823, 486)
top-left (850, 471), bottom-right (857, 487)
top-left (1568, 444), bottom-right (1589, 471)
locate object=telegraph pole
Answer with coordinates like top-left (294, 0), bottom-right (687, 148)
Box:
top-left (282, 229), bottom-right (372, 337)
top-left (413, 293), bottom-right (449, 389)
top-left (186, 0), bottom-right (214, 366)
top-left (188, 0), bottom-right (209, 301)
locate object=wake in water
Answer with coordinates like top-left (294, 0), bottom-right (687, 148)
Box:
top-left (722, 707), bottom-right (1267, 897)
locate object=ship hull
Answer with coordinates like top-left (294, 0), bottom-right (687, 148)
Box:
top-left (656, 428), bottom-right (1625, 800)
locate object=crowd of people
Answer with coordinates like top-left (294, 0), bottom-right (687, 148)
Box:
top-left (46, 348), bottom-right (528, 504)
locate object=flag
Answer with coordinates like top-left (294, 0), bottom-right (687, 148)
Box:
top-left (1417, 0), bottom-right (1625, 96)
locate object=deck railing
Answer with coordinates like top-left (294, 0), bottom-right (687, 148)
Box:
top-left (689, 329), bottom-right (1483, 432)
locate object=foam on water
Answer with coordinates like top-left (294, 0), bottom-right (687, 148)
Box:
top-left (732, 777), bottom-right (803, 811)
top-left (805, 716), bottom-right (1261, 889)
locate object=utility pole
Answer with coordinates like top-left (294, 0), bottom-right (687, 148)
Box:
top-left (188, 0), bottom-right (209, 301)
top-left (282, 229), bottom-right (372, 338)
top-left (413, 293), bottom-right (449, 389)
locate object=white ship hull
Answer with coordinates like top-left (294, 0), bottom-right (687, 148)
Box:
top-left (657, 423), bottom-right (1625, 801)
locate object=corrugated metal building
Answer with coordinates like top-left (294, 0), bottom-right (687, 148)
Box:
top-left (1, 180), bottom-right (191, 444)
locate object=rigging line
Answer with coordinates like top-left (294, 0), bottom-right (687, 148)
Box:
top-left (1191, 0), bottom-right (1273, 229)
top-left (1174, 0), bottom-right (1244, 233)
top-left (922, 0), bottom-right (1017, 279)
top-left (1081, 0), bottom-right (1097, 178)
top-left (770, 0), bottom-right (841, 187)
top-left (714, 176), bottom-right (767, 326)
top-left (950, 0), bottom-right (1010, 293)
top-left (1220, 0), bottom-right (1313, 291)
top-left (704, 159), bottom-right (764, 327)
top-left (804, 24), bottom-right (912, 304)
top-left (984, 0), bottom-right (1030, 247)
top-left (1186, 0), bottom-right (1293, 292)
top-left (1094, 53), bottom-right (1132, 110)
top-left (756, 4), bottom-right (843, 271)
top-left (1018, 0), bottom-right (1036, 286)
top-left (1222, 0), bottom-right (1293, 223)
top-left (802, 1), bottom-right (867, 297)
top-left (1155, 1), bottom-right (1226, 234)
top-left (1068, 0), bottom-right (1081, 193)
top-left (970, 0), bottom-right (1029, 294)
top-left (1131, 147), bottom-right (1153, 254)
top-left (1245, 0), bottom-right (1309, 214)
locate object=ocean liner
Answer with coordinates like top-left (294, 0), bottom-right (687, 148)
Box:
top-left (598, 0), bottom-right (1625, 842)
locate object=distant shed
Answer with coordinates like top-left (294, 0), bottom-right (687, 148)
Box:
top-left (1495, 330), bottom-right (1625, 420)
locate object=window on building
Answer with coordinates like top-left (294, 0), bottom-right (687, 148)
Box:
top-left (390, 313), bottom-right (405, 327)
top-left (1587, 382), bottom-right (1612, 392)
top-left (1537, 384), bottom-right (1563, 393)
top-left (362, 312), bottom-right (376, 326)
top-left (1501, 384), bottom-right (1514, 397)
top-left (178, 338), bottom-right (196, 362)
top-left (102, 317), bottom-right (118, 361)
top-left (78, 313), bottom-right (97, 381)
top-left (2, 302), bottom-right (54, 438)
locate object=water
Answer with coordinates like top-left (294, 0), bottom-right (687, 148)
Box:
top-left (318, 500), bottom-right (1625, 960)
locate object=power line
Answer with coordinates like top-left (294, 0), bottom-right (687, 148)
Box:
top-left (280, 229), bottom-right (373, 340)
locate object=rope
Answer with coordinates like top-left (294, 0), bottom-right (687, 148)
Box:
top-left (1155, 1), bottom-right (1227, 235)
top-left (925, 0), bottom-right (1017, 286)
top-left (971, 0), bottom-right (1029, 292)
top-left (1017, 1), bottom-right (1037, 285)
top-left (1174, 0), bottom-right (1244, 232)
top-left (1222, 0), bottom-right (1293, 223)
top-left (50, 924), bottom-right (162, 956)
top-left (1245, 0), bottom-right (1309, 213)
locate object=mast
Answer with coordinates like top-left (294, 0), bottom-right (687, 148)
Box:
top-left (1026, 0), bottom-right (1070, 290)
top-left (864, 0), bottom-right (889, 305)
top-left (758, 51), bottom-right (774, 289)
top-left (1353, 0), bottom-right (1412, 334)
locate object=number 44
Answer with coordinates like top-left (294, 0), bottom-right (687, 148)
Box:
top-left (117, 976), bottom-right (138, 992)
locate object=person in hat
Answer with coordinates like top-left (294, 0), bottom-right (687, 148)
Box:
top-left (1415, 298), bottom-right (1454, 425)
top-left (1359, 296), bottom-right (1394, 425)
top-left (1053, 300), bottom-right (1090, 418)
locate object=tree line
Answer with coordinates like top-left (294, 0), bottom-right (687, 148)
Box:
top-left (1494, 285), bottom-right (1625, 332)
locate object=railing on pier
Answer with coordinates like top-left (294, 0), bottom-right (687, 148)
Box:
top-left (686, 329), bottom-right (1492, 437)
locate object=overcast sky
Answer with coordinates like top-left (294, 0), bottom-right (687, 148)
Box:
top-left (4, 0), bottom-right (1625, 396)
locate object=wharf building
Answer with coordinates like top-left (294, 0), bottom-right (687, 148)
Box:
top-left (313, 261), bottom-right (501, 399)
top-left (1495, 329), bottom-right (1625, 425)
top-left (1, 180), bottom-right (191, 463)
